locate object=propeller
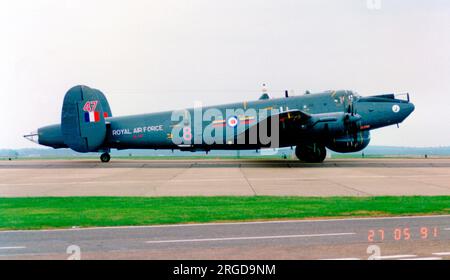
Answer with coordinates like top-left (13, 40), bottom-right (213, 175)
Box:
top-left (345, 101), bottom-right (362, 145)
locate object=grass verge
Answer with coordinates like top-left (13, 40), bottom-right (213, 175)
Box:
top-left (1, 196), bottom-right (450, 230)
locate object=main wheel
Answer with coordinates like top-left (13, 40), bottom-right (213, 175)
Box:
top-left (100, 153), bottom-right (111, 163)
top-left (295, 143), bottom-right (326, 163)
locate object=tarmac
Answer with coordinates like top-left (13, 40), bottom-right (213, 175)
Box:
top-left (1, 215), bottom-right (449, 260)
top-left (1, 158), bottom-right (450, 197)
top-left (1, 158), bottom-right (450, 260)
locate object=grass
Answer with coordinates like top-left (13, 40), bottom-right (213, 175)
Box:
top-left (1, 196), bottom-right (450, 230)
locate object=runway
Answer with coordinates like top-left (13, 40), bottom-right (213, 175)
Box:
top-left (0, 215), bottom-right (449, 260)
top-left (1, 158), bottom-right (450, 197)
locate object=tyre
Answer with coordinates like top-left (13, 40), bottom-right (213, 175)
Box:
top-left (295, 143), bottom-right (326, 163)
top-left (100, 153), bottom-right (111, 163)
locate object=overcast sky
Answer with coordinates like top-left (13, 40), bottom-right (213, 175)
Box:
top-left (1, 0), bottom-right (449, 149)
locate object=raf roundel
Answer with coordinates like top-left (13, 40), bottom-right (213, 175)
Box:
top-left (227, 116), bottom-right (239, 127)
top-left (392, 105), bottom-right (400, 113)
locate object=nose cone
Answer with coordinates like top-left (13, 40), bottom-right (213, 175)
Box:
top-left (394, 102), bottom-right (415, 123)
top-left (404, 102), bottom-right (415, 116)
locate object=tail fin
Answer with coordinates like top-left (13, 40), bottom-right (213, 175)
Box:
top-left (61, 85), bottom-right (112, 153)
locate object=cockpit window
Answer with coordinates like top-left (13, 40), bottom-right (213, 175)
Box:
top-left (330, 90), bottom-right (360, 105)
top-left (334, 92), bottom-right (346, 104)
top-left (350, 91), bottom-right (361, 101)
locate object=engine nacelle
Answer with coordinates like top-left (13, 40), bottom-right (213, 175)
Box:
top-left (326, 130), bottom-right (370, 153)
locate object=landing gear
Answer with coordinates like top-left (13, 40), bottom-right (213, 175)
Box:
top-left (295, 143), bottom-right (326, 163)
top-left (100, 153), bottom-right (111, 163)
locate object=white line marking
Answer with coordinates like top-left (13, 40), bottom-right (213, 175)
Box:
top-left (145, 232), bottom-right (356, 244)
top-left (399, 257), bottom-right (442, 260)
top-left (0, 246), bottom-right (26, 250)
top-left (432, 252), bottom-right (450, 256)
top-left (1, 215), bottom-right (449, 233)
top-left (320, 258), bottom-right (361, 260)
top-left (375, 255), bottom-right (417, 260)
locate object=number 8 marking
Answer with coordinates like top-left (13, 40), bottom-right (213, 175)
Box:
top-left (183, 127), bottom-right (192, 142)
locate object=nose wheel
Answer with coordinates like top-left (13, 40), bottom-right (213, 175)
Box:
top-left (100, 153), bottom-right (111, 163)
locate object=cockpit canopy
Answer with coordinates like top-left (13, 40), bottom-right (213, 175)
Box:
top-left (325, 90), bottom-right (361, 105)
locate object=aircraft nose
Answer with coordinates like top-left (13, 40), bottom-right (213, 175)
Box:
top-left (24, 131), bottom-right (39, 144)
top-left (406, 102), bottom-right (415, 115)
top-left (399, 102), bottom-right (415, 118)
top-left (354, 94), bottom-right (415, 129)
top-left (392, 101), bottom-right (415, 123)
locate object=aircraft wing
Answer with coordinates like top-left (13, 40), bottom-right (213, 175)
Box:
top-left (233, 109), bottom-right (311, 146)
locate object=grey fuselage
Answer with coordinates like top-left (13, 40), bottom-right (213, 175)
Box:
top-left (36, 90), bottom-right (415, 153)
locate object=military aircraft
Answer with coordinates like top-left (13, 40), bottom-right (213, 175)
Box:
top-left (24, 85), bottom-right (415, 163)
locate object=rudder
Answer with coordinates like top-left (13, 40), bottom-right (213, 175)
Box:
top-left (61, 85), bottom-right (112, 153)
